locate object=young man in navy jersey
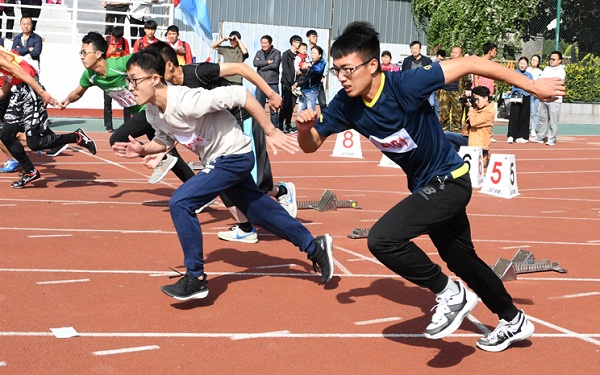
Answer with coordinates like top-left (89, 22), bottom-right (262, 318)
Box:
top-left (296, 22), bottom-right (565, 352)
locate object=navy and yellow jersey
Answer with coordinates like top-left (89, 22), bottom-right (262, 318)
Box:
top-left (315, 62), bottom-right (464, 192)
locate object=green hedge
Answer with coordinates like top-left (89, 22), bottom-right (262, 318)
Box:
top-left (495, 56), bottom-right (600, 103)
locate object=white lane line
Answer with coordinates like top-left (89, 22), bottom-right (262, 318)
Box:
top-left (500, 245), bottom-right (530, 250)
top-left (253, 264), bottom-right (296, 269)
top-left (1, 268), bottom-right (599, 282)
top-left (549, 292), bottom-right (600, 300)
top-left (528, 315), bottom-right (600, 346)
top-left (334, 246), bottom-right (380, 265)
top-left (36, 279), bottom-right (91, 285)
top-left (354, 317), bottom-right (402, 326)
top-left (93, 345), bottom-right (160, 356)
top-left (334, 258), bottom-right (353, 275)
top-left (0, 331), bottom-right (598, 339)
top-left (0, 204), bottom-right (16, 207)
top-left (231, 330), bottom-right (291, 340)
top-left (0, 361), bottom-right (6, 366)
top-left (28, 234), bottom-right (73, 238)
top-left (466, 314), bottom-right (491, 335)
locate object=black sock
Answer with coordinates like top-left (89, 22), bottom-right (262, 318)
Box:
top-left (238, 222), bottom-right (253, 233)
top-left (274, 185), bottom-right (288, 199)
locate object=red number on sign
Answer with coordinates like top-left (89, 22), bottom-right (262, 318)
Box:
top-left (491, 161), bottom-right (502, 184)
top-left (342, 130), bottom-right (354, 148)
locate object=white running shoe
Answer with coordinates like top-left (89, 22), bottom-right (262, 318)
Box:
top-left (476, 310), bottom-right (535, 352)
top-left (515, 138), bottom-right (528, 143)
top-left (277, 182), bottom-right (298, 218)
top-left (148, 153), bottom-right (178, 184)
top-left (506, 136), bottom-right (514, 144)
top-left (424, 280), bottom-right (478, 339)
top-left (217, 225), bottom-right (258, 243)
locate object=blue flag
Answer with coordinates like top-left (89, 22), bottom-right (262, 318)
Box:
top-left (174, 0), bottom-right (212, 42)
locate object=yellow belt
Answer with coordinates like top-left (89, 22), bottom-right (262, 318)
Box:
top-left (449, 163), bottom-right (469, 179)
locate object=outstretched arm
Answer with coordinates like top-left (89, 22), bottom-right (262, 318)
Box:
top-left (440, 56), bottom-right (565, 101)
top-left (0, 52), bottom-right (56, 105)
top-left (219, 62), bottom-right (282, 109)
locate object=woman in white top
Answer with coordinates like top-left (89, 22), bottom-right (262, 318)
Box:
top-left (526, 54), bottom-right (543, 137)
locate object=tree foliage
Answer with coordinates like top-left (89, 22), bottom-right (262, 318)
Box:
top-left (523, 0), bottom-right (600, 57)
top-left (411, 0), bottom-right (538, 56)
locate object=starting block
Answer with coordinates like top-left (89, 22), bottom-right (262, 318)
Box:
top-left (490, 249), bottom-right (567, 281)
top-left (347, 227), bottom-right (370, 239)
top-left (297, 190), bottom-right (362, 212)
top-left (458, 146), bottom-right (485, 188)
top-left (188, 161), bottom-right (204, 171)
top-left (480, 154), bottom-right (520, 199)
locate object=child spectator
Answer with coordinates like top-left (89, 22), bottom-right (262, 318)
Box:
top-left (292, 42), bottom-right (311, 96)
top-left (380, 50), bottom-right (399, 72)
top-left (165, 25), bottom-right (193, 65)
top-left (133, 20), bottom-right (158, 52)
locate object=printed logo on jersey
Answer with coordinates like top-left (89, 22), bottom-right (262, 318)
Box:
top-left (173, 132), bottom-right (208, 151)
top-left (424, 65), bottom-right (432, 70)
top-left (368, 128), bottom-right (417, 153)
top-left (105, 87), bottom-right (137, 108)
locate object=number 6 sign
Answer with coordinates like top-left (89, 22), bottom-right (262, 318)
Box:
top-left (480, 154), bottom-right (520, 199)
top-left (458, 146), bottom-right (484, 188)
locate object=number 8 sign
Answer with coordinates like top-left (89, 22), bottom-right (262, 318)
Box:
top-left (480, 154), bottom-right (520, 199)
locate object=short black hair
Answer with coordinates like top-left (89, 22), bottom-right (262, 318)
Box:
top-left (472, 85), bottom-right (490, 98)
top-left (111, 26), bottom-right (124, 39)
top-left (127, 50), bottom-right (166, 83)
top-left (518, 56), bottom-right (529, 65)
top-left (306, 30), bottom-right (318, 37)
top-left (167, 25), bottom-right (179, 33)
top-left (550, 50), bottom-right (563, 60)
top-left (331, 21), bottom-right (380, 71)
top-left (436, 49), bottom-right (446, 58)
top-left (290, 35), bottom-right (302, 45)
top-left (229, 31), bottom-right (241, 39)
top-left (298, 42), bottom-right (308, 50)
top-left (261, 35), bottom-right (272, 44)
top-left (82, 31), bottom-right (107, 57)
top-left (381, 50), bottom-right (392, 58)
top-left (144, 40), bottom-right (179, 67)
top-left (483, 42), bottom-right (497, 55)
top-left (311, 45), bottom-right (323, 57)
top-left (144, 20), bottom-right (158, 30)
top-left (409, 41), bottom-right (422, 48)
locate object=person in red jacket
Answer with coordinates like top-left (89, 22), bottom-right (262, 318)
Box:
top-left (133, 20), bottom-right (158, 52)
top-left (165, 25), bottom-right (193, 65)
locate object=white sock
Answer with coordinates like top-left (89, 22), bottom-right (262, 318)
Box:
top-left (438, 278), bottom-right (460, 296)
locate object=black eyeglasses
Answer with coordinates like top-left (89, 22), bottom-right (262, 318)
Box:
top-left (549, 58), bottom-right (559, 61)
top-left (330, 60), bottom-right (373, 77)
top-left (125, 75), bottom-right (154, 89)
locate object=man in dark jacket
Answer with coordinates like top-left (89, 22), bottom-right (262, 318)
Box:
top-left (279, 35), bottom-right (302, 133)
top-left (401, 40), bottom-right (432, 71)
top-left (253, 34), bottom-right (281, 127)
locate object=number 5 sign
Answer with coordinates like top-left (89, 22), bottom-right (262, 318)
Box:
top-left (480, 154), bottom-right (520, 199)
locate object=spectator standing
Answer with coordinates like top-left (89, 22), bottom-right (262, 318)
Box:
top-left (11, 16), bottom-right (42, 72)
top-left (132, 19), bottom-right (158, 52)
top-left (253, 34), bottom-right (280, 127)
top-left (306, 29), bottom-right (327, 109)
top-left (438, 46), bottom-right (469, 133)
top-left (211, 31), bottom-right (249, 85)
top-left (380, 50), bottom-right (399, 72)
top-left (506, 57), bottom-right (533, 144)
top-left (103, 1), bottom-right (131, 35)
top-left (531, 51), bottom-right (566, 146)
top-left (19, 0), bottom-right (42, 31)
top-left (432, 49), bottom-right (446, 118)
top-left (473, 42), bottom-right (497, 95)
top-left (279, 34), bottom-right (302, 133)
top-left (104, 26), bottom-right (131, 133)
top-left (0, 0), bottom-right (16, 39)
top-left (165, 25), bottom-right (192, 65)
top-left (401, 40), bottom-right (432, 71)
top-left (297, 45), bottom-right (326, 114)
top-left (129, 0), bottom-right (162, 44)
top-left (526, 54), bottom-right (542, 138)
top-left (292, 42), bottom-right (310, 96)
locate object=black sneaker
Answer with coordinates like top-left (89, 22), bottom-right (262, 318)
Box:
top-left (11, 170), bottom-right (41, 189)
top-left (75, 128), bottom-right (97, 155)
top-left (161, 272), bottom-right (209, 301)
top-left (308, 234), bottom-right (334, 284)
top-left (476, 310), bottom-right (535, 352)
top-left (46, 144), bottom-right (69, 157)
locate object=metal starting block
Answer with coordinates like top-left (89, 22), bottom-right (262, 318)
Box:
top-left (347, 228), bottom-right (370, 239)
top-left (142, 200), bottom-right (170, 207)
top-left (297, 190), bottom-right (362, 212)
top-left (490, 249), bottom-right (567, 281)
top-left (188, 161), bottom-right (204, 171)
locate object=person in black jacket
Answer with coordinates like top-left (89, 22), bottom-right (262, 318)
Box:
top-left (253, 35), bottom-right (281, 127)
top-left (401, 40), bottom-right (432, 71)
top-left (279, 35), bottom-right (302, 133)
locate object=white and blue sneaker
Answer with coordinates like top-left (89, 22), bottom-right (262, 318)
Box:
top-left (424, 280), bottom-right (478, 339)
top-left (217, 225), bottom-right (258, 243)
top-left (277, 182), bottom-right (297, 218)
top-left (476, 310), bottom-right (535, 352)
top-left (0, 159), bottom-right (20, 173)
